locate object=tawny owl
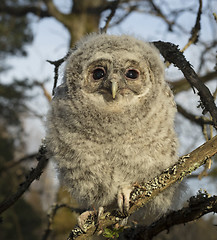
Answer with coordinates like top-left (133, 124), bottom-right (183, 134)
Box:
top-left (46, 33), bottom-right (182, 229)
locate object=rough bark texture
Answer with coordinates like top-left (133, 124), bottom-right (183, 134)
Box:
top-left (67, 135), bottom-right (217, 240)
top-left (124, 193), bottom-right (217, 240)
top-left (153, 41), bottom-right (217, 128)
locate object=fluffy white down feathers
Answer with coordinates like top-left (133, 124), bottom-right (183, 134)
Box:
top-left (46, 33), bottom-right (182, 225)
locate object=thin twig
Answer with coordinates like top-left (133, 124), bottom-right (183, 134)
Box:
top-left (47, 57), bottom-right (65, 95)
top-left (149, 0), bottom-right (174, 31)
top-left (109, 5), bottom-right (138, 27)
top-left (101, 0), bottom-right (120, 33)
top-left (177, 104), bottom-right (215, 126)
top-left (47, 51), bottom-right (71, 95)
top-left (0, 144), bottom-right (49, 215)
top-left (165, 0), bottom-right (202, 68)
top-left (181, 0), bottom-right (202, 52)
top-left (0, 153), bottom-right (38, 174)
top-left (170, 71), bottom-right (217, 94)
top-left (42, 203), bottom-right (86, 240)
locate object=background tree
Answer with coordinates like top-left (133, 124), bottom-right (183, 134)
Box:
top-left (0, 0), bottom-right (216, 239)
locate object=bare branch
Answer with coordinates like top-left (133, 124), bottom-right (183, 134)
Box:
top-left (170, 71), bottom-right (217, 94)
top-left (67, 135), bottom-right (217, 240)
top-left (47, 51), bottom-right (71, 95)
top-left (153, 41), bottom-right (217, 128)
top-left (101, 0), bottom-right (120, 33)
top-left (177, 104), bottom-right (215, 126)
top-left (109, 5), bottom-right (138, 27)
top-left (42, 204), bottom-right (86, 240)
top-left (149, 0), bottom-right (174, 31)
top-left (0, 4), bottom-right (50, 18)
top-left (0, 153), bottom-right (38, 174)
top-left (0, 144), bottom-right (48, 215)
top-left (181, 0), bottom-right (202, 52)
top-left (198, 40), bottom-right (217, 73)
top-left (125, 192), bottom-right (217, 240)
top-left (42, 0), bottom-right (68, 23)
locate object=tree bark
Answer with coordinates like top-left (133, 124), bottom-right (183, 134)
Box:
top-left (67, 135), bottom-right (217, 240)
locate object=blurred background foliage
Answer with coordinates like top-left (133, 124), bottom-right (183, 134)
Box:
top-left (0, 0), bottom-right (217, 239)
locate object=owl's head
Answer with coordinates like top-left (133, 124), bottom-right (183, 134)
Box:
top-left (64, 34), bottom-right (165, 106)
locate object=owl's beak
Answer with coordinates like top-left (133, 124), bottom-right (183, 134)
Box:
top-left (111, 81), bottom-right (118, 99)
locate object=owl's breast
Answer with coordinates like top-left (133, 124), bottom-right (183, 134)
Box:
top-left (51, 93), bottom-right (177, 181)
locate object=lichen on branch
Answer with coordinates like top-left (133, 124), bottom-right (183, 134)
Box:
top-left (67, 135), bottom-right (217, 240)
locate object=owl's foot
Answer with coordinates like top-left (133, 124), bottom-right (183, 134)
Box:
top-left (77, 207), bottom-right (104, 232)
top-left (118, 186), bottom-right (132, 216)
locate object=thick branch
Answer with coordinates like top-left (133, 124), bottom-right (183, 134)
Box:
top-left (0, 144), bottom-right (48, 215)
top-left (67, 135), bottom-right (217, 240)
top-left (153, 41), bottom-right (217, 127)
top-left (43, 0), bottom-right (67, 23)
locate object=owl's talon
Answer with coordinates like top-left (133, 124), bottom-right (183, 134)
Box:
top-left (77, 211), bottom-right (94, 232)
top-left (118, 186), bottom-right (132, 216)
top-left (98, 206), bottom-right (104, 220)
top-left (77, 207), bottom-right (104, 232)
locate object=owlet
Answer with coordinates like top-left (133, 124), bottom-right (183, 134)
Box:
top-left (46, 33), bottom-right (182, 229)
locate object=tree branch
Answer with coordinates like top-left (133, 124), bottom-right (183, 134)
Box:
top-left (0, 144), bottom-right (48, 215)
top-left (67, 135), bottom-right (217, 240)
top-left (109, 5), bottom-right (138, 27)
top-left (170, 71), bottom-right (217, 94)
top-left (101, 0), bottom-right (120, 33)
top-left (42, 0), bottom-right (68, 23)
top-left (42, 204), bottom-right (86, 240)
top-left (153, 41), bottom-right (217, 128)
top-left (181, 0), bottom-right (202, 52)
top-left (125, 192), bottom-right (217, 240)
top-left (47, 51), bottom-right (71, 95)
top-left (0, 153), bottom-right (38, 174)
top-left (198, 40), bottom-right (217, 72)
top-left (149, 0), bottom-right (174, 31)
top-left (0, 4), bottom-right (50, 18)
top-left (177, 104), bottom-right (215, 126)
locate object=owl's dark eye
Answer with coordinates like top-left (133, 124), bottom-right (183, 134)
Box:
top-left (125, 69), bottom-right (139, 80)
top-left (92, 68), bottom-right (106, 80)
